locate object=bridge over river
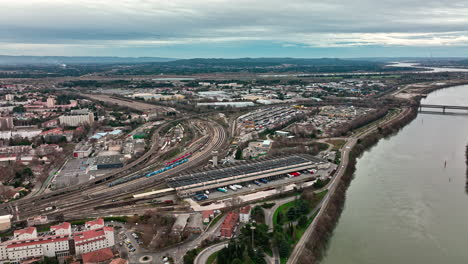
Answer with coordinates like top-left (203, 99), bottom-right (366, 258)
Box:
top-left (419, 104), bottom-right (468, 113)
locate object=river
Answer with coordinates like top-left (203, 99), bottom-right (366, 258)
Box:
top-left (321, 84), bottom-right (468, 264)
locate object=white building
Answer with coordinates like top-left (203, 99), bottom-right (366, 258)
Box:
top-left (0, 129), bottom-right (42, 140)
top-left (74, 227), bottom-right (115, 255)
top-left (85, 218), bottom-right (104, 230)
top-left (239, 206), bottom-right (251, 223)
top-left (0, 219), bottom-right (114, 264)
top-left (59, 111), bottom-right (94, 127)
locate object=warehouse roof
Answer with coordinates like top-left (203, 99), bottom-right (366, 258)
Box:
top-left (167, 154), bottom-right (322, 188)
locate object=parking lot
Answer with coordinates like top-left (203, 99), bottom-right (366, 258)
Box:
top-left (191, 164), bottom-right (336, 202)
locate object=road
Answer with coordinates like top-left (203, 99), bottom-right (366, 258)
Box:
top-left (128, 214), bottom-right (226, 264)
top-left (194, 242), bottom-right (228, 264)
top-left (286, 107), bottom-right (412, 264)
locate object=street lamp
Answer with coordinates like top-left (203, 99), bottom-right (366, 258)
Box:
top-left (250, 224), bottom-right (256, 249)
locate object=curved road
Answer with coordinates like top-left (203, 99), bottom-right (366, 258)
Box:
top-left (194, 242), bottom-right (228, 264)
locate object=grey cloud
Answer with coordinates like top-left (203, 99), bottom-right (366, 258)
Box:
top-left (0, 0), bottom-right (468, 49)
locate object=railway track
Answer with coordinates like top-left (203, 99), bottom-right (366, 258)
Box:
top-left (15, 119), bottom-right (228, 220)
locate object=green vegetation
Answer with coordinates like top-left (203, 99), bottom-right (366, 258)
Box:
top-left (261, 202), bottom-right (275, 209)
top-left (183, 248), bottom-right (201, 264)
top-left (103, 216), bottom-right (127, 223)
top-left (217, 223), bottom-right (269, 264)
top-left (272, 190), bottom-right (328, 263)
top-left (207, 251), bottom-right (219, 264)
top-left (327, 139), bottom-right (346, 151)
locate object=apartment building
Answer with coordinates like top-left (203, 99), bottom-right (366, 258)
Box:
top-left (0, 219), bottom-right (114, 264)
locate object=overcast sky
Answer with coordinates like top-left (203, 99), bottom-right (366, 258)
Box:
top-left (1, 0), bottom-right (468, 58)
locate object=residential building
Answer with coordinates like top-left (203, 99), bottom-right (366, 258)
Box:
top-left (220, 212), bottom-right (239, 238)
top-left (50, 222), bottom-right (71, 236)
top-left (59, 111), bottom-right (94, 127)
top-left (239, 206), bottom-right (251, 223)
top-left (0, 219), bottom-right (115, 263)
top-left (46, 97), bottom-right (55, 108)
top-left (81, 248), bottom-right (114, 264)
top-left (85, 218), bottom-right (105, 230)
top-left (0, 117), bottom-right (13, 131)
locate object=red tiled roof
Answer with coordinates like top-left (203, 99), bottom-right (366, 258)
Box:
top-left (7, 236), bottom-right (69, 248)
top-left (109, 258), bottom-right (128, 264)
top-left (82, 248), bottom-right (114, 264)
top-left (240, 206), bottom-right (251, 214)
top-left (74, 229), bottom-right (105, 243)
top-left (75, 237), bottom-right (106, 246)
top-left (14, 226), bottom-right (36, 236)
top-left (51, 222), bottom-right (71, 231)
top-left (202, 210), bottom-right (214, 219)
top-left (40, 128), bottom-right (63, 135)
top-left (86, 218), bottom-right (104, 227)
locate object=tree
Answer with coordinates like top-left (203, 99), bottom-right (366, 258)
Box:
top-left (287, 207), bottom-right (297, 221)
top-left (298, 215), bottom-right (308, 227)
top-left (277, 211), bottom-right (284, 225)
top-left (13, 105), bottom-right (26, 113)
top-left (235, 147), bottom-right (243, 160)
top-left (183, 249), bottom-right (199, 264)
top-left (278, 239), bottom-right (290, 258)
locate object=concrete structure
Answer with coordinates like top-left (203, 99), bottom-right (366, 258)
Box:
top-left (85, 218), bottom-right (105, 230)
top-left (168, 154), bottom-right (326, 196)
top-left (94, 155), bottom-right (123, 170)
top-left (185, 214), bottom-right (203, 234)
top-left (172, 214), bottom-right (190, 235)
top-left (202, 210), bottom-right (214, 224)
top-left (26, 216), bottom-right (48, 227)
top-left (239, 206), bottom-right (251, 223)
top-left (51, 222), bottom-right (71, 236)
top-left (59, 111), bottom-right (94, 127)
top-left (0, 215), bottom-right (12, 231)
top-left (0, 219), bottom-right (115, 263)
top-left (74, 144), bottom-right (92, 159)
top-left (0, 117), bottom-right (13, 131)
top-left (197, 102), bottom-right (255, 108)
top-left (74, 227), bottom-right (115, 255)
top-left (46, 97), bottom-right (55, 108)
top-left (0, 128), bottom-right (42, 140)
top-left (81, 247), bottom-right (113, 264)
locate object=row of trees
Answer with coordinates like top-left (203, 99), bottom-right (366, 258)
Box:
top-left (298, 106), bottom-right (418, 263)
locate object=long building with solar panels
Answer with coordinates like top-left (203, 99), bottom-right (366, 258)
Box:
top-left (167, 154), bottom-right (326, 197)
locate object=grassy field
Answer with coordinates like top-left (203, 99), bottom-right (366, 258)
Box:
top-left (326, 139), bottom-right (346, 151)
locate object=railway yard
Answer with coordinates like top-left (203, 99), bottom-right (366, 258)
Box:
top-left (0, 80), bottom-right (416, 264)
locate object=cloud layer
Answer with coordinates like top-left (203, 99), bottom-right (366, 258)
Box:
top-left (1, 0), bottom-right (468, 56)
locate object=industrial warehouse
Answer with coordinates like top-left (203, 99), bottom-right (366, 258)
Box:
top-left (167, 154), bottom-right (328, 197)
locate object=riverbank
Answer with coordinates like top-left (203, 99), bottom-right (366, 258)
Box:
top-left (293, 104), bottom-right (417, 263)
top-left (295, 81), bottom-right (468, 264)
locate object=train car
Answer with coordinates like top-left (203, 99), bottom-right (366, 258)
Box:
top-left (165, 152), bottom-right (192, 166)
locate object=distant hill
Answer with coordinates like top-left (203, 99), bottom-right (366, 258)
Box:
top-left (0, 55), bottom-right (176, 65)
top-left (114, 57), bottom-right (416, 75)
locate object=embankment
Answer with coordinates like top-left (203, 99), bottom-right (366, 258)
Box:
top-left (297, 106), bottom-right (418, 263)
